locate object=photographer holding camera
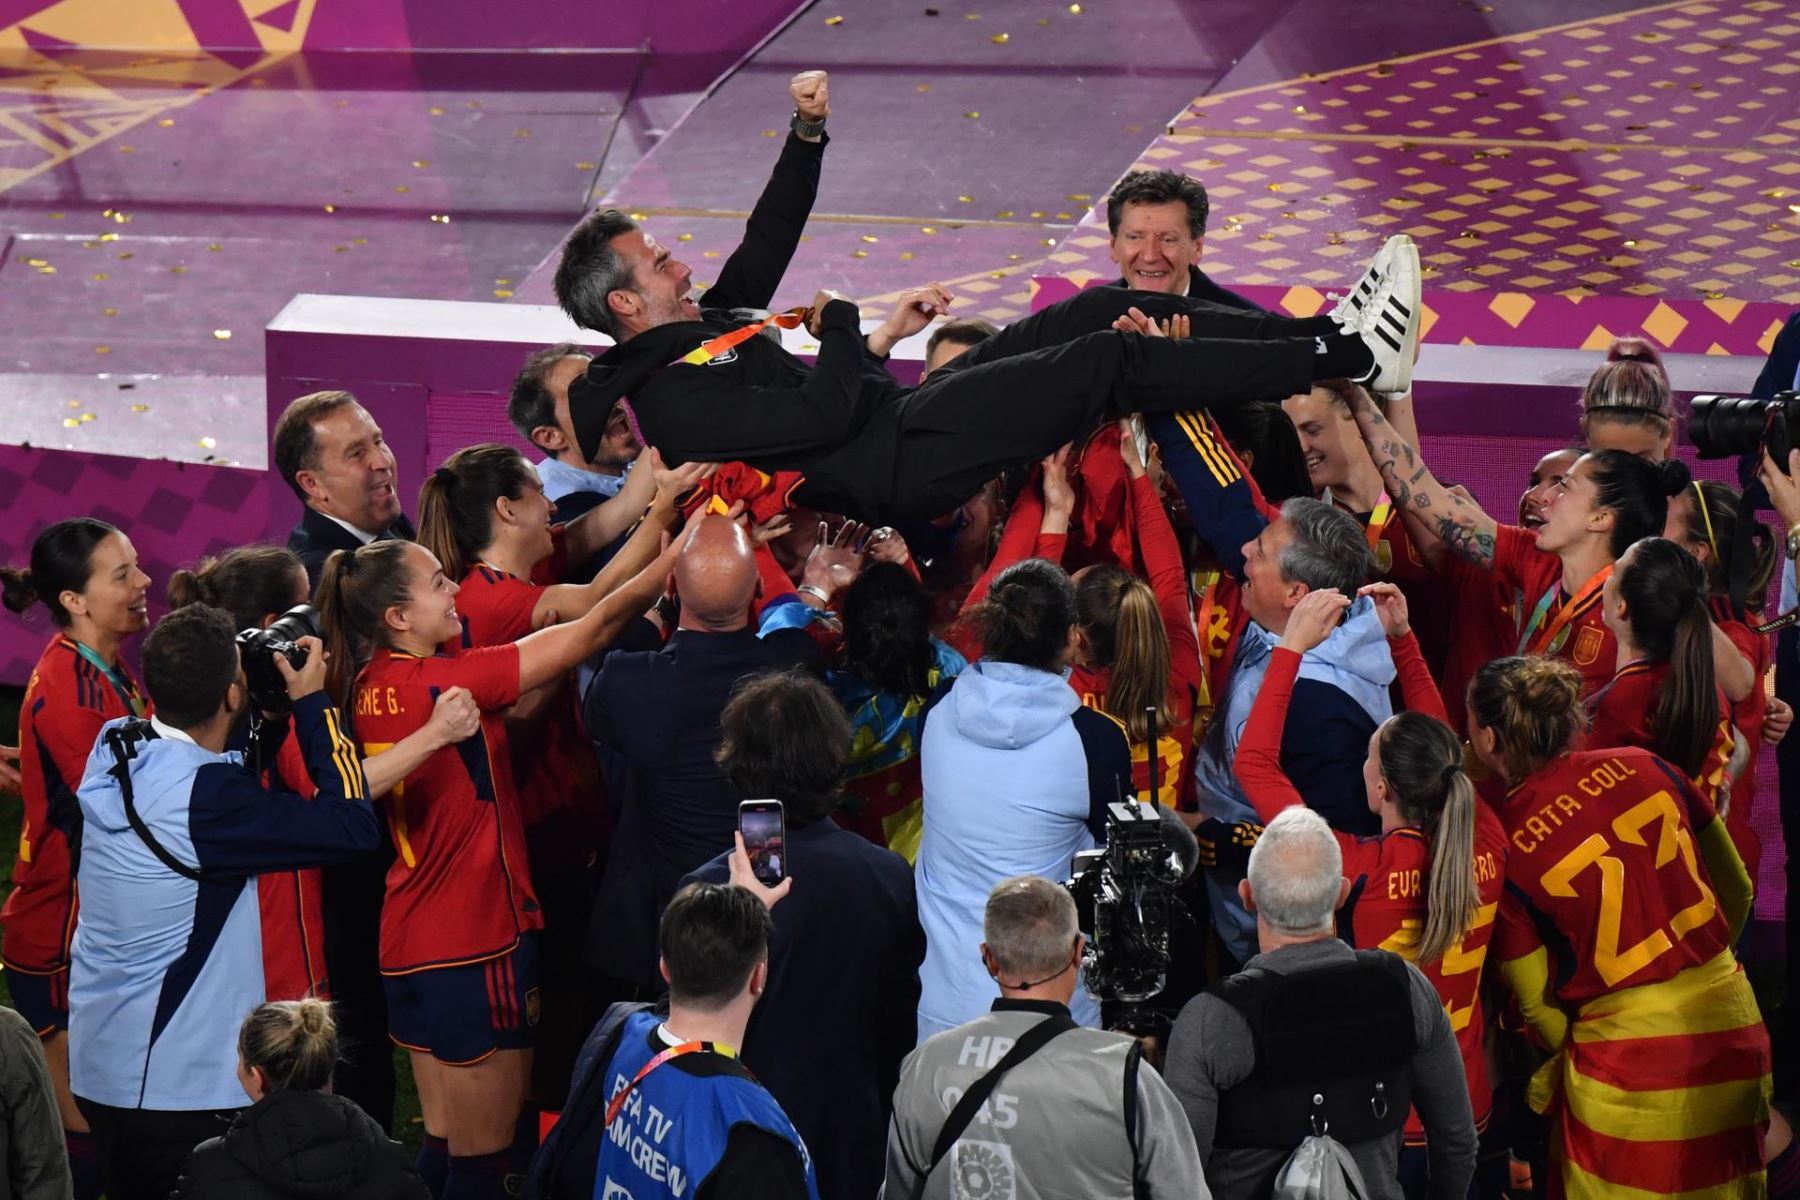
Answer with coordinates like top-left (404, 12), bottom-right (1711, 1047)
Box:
top-left (168, 546), bottom-right (480, 1131)
top-left (67, 603), bottom-right (390, 1200)
top-left (885, 875), bottom-right (1204, 1200)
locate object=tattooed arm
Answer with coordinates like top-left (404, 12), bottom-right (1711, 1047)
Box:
top-left (1344, 389), bottom-right (1499, 569)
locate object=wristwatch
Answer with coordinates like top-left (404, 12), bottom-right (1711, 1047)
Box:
top-left (1787, 522), bottom-right (1800, 559)
top-left (790, 110), bottom-right (827, 140)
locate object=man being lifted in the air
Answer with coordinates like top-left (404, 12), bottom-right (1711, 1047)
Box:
top-left (556, 69), bottom-right (1420, 526)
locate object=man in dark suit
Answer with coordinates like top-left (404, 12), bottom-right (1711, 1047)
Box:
top-left (684, 670), bottom-right (923, 1200)
top-left (270, 387), bottom-right (412, 1130)
top-left (583, 515), bottom-right (826, 995)
top-left (272, 390), bottom-right (416, 588)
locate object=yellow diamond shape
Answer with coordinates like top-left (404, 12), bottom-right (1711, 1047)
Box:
top-left (1279, 285), bottom-right (1327, 316)
top-left (1487, 292), bottom-right (1536, 328)
top-left (1640, 300), bottom-right (1689, 347)
top-left (1702, 297), bottom-right (1746, 323)
top-left (1580, 324), bottom-right (1618, 350)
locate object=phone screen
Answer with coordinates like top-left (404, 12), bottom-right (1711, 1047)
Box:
top-left (739, 801), bottom-right (786, 886)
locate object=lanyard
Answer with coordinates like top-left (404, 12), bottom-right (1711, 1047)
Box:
top-left (604, 1039), bottom-right (739, 1129)
top-left (1363, 492), bottom-right (1394, 552)
top-left (674, 308), bottom-right (811, 367)
top-left (1192, 568), bottom-right (1223, 710)
top-left (69, 639), bottom-right (144, 717)
top-left (1515, 565), bottom-right (1611, 658)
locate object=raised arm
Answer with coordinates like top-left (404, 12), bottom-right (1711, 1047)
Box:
top-left (515, 531), bottom-right (683, 693)
top-left (1122, 425), bottom-right (1204, 696)
top-left (533, 458), bottom-right (692, 627)
top-left (1234, 589), bottom-right (1352, 822)
top-left (704, 72), bottom-right (830, 312)
top-left (1346, 387), bottom-right (1499, 568)
top-left (1360, 582), bottom-right (1448, 721)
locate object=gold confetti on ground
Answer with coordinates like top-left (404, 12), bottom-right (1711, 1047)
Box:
top-left (207, 244), bottom-right (222, 251)
top-left (494, 289), bottom-right (514, 298)
top-left (678, 233), bottom-right (693, 241)
top-left (430, 214), bottom-right (451, 223)
top-left (63, 418), bottom-right (79, 428)
top-left (429, 106), bottom-right (445, 116)
top-left (1068, 3), bottom-right (1082, 11)
top-left (171, 265), bottom-right (186, 274)
top-left (576, 162), bottom-right (596, 170)
top-left (957, 195), bottom-right (974, 203)
top-left (395, 185), bottom-right (410, 193)
top-left (990, 32), bottom-right (1009, 43)
top-left (102, 308), bottom-right (117, 317)
top-left (963, 111), bottom-right (980, 119)
top-left (94, 346), bottom-right (110, 354)
top-left (861, 234), bottom-right (879, 243)
top-left (916, 83), bottom-right (931, 92)
top-left (762, 129), bottom-right (779, 137)
top-left (825, 13), bottom-right (844, 23)
top-left (131, 404), bottom-right (149, 413)
top-left (852, 250), bottom-right (868, 258)
top-left (213, 330), bottom-right (232, 340)
top-left (514, 128), bottom-right (530, 138)
top-left (412, 160), bottom-right (429, 169)
top-left (198, 436), bottom-right (216, 449)
top-left (158, 118), bottom-right (174, 127)
top-left (323, 204), bottom-right (336, 212)
top-left (921, 226), bottom-right (938, 234)
top-left (900, 251), bottom-right (915, 260)
top-left (48, 212), bottom-right (63, 219)
top-left (90, 273), bottom-right (107, 281)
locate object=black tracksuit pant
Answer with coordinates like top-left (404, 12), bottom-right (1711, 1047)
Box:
top-left (872, 284), bottom-right (1330, 521)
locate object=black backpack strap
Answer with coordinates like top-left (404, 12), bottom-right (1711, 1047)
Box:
top-left (1124, 1038), bottom-right (1146, 1200)
top-left (102, 721), bottom-right (237, 886)
top-left (911, 1013), bottom-right (1077, 1200)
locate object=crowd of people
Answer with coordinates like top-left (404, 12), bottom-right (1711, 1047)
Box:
top-left (3, 66), bottom-right (1800, 1200)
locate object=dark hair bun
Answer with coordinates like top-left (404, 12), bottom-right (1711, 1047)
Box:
top-left (0, 566), bottom-right (35, 615)
top-left (1657, 457), bottom-right (1692, 496)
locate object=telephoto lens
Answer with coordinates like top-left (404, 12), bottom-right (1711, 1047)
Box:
top-left (236, 604), bottom-right (323, 712)
top-left (1687, 391), bottom-right (1800, 461)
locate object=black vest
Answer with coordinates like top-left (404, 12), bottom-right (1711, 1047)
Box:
top-left (1210, 949), bottom-right (1416, 1149)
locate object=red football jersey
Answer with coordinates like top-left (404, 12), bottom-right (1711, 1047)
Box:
top-left (2, 636), bottom-right (145, 973)
top-left (259, 732), bottom-right (328, 1000)
top-left (1492, 748), bottom-right (1730, 1006)
top-left (1491, 525), bottom-right (1615, 696)
top-left (1339, 804), bottom-right (1508, 1137)
top-left (1712, 609), bottom-right (1770, 877)
top-left (351, 644), bottom-right (542, 974)
top-left (1586, 661), bottom-right (1734, 809)
top-left (454, 549), bottom-right (604, 875)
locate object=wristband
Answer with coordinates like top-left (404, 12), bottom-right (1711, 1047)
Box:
top-left (797, 583), bottom-right (831, 605)
top-left (790, 111), bottom-right (827, 139)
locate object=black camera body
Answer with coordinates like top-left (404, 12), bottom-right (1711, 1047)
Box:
top-left (1066, 801), bottom-right (1188, 1004)
top-left (1687, 390), bottom-right (1800, 468)
top-left (236, 605), bottom-right (322, 713)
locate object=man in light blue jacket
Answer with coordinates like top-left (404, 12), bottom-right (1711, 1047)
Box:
top-left (69, 604), bottom-right (381, 1200)
top-left (914, 560), bottom-right (1133, 1039)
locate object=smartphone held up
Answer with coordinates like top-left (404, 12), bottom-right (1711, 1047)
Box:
top-left (738, 799), bottom-right (787, 887)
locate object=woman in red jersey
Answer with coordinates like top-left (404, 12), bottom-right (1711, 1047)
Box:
top-left (1469, 656), bottom-right (1765, 1198)
top-left (167, 546), bottom-right (480, 1004)
top-left (315, 529), bottom-right (680, 1198)
top-left (1665, 480), bottom-right (1782, 879)
top-left (414, 442), bottom-right (695, 1113)
top-left (0, 518), bottom-right (150, 1197)
top-left (1591, 537), bottom-right (1736, 806)
top-left (1236, 582), bottom-right (1509, 1192)
top-left (1342, 385), bottom-right (1689, 696)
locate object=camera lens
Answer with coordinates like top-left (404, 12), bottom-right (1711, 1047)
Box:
top-left (264, 605), bottom-right (322, 644)
top-left (1688, 395), bottom-right (1771, 459)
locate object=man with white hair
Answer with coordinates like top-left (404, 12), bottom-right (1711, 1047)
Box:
top-left (1162, 809), bottom-right (1475, 1198)
top-left (885, 875), bottom-right (1206, 1199)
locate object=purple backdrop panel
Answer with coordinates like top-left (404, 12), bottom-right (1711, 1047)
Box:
top-left (0, 447), bottom-right (271, 685)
